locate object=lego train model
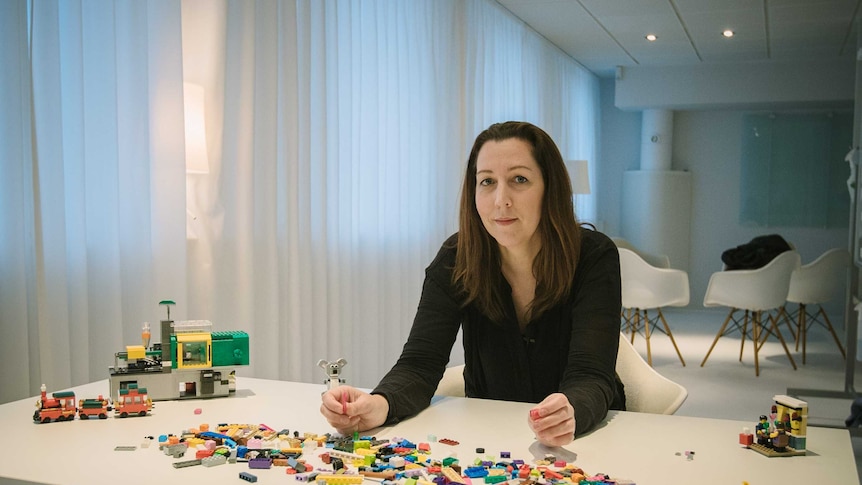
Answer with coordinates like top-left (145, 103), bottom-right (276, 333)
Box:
top-left (33, 383), bottom-right (152, 423)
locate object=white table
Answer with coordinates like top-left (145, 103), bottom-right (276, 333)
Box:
top-left (0, 377), bottom-right (857, 485)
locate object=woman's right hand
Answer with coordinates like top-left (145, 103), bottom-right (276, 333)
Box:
top-left (320, 386), bottom-right (389, 435)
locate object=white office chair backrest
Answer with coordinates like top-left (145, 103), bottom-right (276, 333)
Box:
top-left (436, 364), bottom-right (466, 397)
top-left (615, 333), bottom-right (687, 415)
top-left (435, 334), bottom-right (689, 415)
top-left (619, 248), bottom-right (690, 310)
top-left (786, 248), bottom-right (850, 305)
top-left (703, 250), bottom-right (801, 311)
top-left (610, 237), bottom-right (671, 269)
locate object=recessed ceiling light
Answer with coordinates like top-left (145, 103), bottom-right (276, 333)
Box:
top-left (722, 29), bottom-right (734, 38)
top-left (645, 34), bottom-right (657, 42)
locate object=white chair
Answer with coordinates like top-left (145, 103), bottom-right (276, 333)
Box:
top-left (781, 248), bottom-right (849, 364)
top-left (610, 237), bottom-right (671, 269)
top-left (618, 248), bottom-right (688, 366)
top-left (615, 332), bottom-right (687, 414)
top-left (435, 333), bottom-right (688, 415)
top-left (701, 250), bottom-right (801, 376)
top-left (436, 364), bottom-right (466, 397)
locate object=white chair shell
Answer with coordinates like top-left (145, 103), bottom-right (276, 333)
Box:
top-left (434, 333), bottom-right (689, 416)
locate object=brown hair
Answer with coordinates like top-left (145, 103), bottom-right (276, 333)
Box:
top-left (453, 121), bottom-right (581, 322)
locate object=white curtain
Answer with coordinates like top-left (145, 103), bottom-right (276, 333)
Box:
top-left (0, 0), bottom-right (186, 404)
top-left (1, 0), bottom-right (599, 404)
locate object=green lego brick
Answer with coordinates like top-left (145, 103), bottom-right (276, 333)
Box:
top-left (211, 331), bottom-right (249, 366)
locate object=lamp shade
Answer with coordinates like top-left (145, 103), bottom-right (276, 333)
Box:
top-left (183, 82), bottom-right (209, 174)
top-left (570, 159), bottom-right (590, 194)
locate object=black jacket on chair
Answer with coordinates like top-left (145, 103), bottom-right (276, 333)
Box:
top-left (721, 234), bottom-right (792, 270)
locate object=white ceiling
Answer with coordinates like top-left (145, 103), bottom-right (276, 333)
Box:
top-left (497, 0), bottom-right (861, 78)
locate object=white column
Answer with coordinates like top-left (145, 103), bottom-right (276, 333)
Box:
top-left (640, 109), bottom-right (673, 170)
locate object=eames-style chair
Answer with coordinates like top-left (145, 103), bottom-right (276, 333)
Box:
top-left (611, 237), bottom-right (671, 269)
top-left (615, 332), bottom-right (688, 414)
top-left (701, 250), bottom-right (801, 376)
top-left (436, 364), bottom-right (466, 397)
top-left (435, 333), bottom-right (689, 415)
top-left (781, 248), bottom-right (849, 364)
top-left (618, 248), bottom-right (688, 366)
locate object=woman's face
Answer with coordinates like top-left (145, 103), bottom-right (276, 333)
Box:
top-left (474, 138), bottom-right (545, 254)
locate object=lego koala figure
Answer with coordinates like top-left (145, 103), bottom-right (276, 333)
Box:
top-left (318, 358), bottom-right (348, 390)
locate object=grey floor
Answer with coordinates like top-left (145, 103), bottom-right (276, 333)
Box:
top-left (633, 308), bottom-right (862, 483)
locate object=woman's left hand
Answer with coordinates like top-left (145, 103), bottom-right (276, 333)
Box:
top-left (527, 392), bottom-right (575, 447)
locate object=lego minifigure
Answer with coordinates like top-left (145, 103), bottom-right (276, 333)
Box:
top-left (318, 358), bottom-right (348, 390)
top-left (755, 415), bottom-right (770, 445)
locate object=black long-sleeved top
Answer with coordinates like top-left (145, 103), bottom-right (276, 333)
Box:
top-left (372, 227), bottom-right (625, 436)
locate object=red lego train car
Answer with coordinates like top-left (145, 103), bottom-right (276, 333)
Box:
top-left (32, 383), bottom-right (147, 423)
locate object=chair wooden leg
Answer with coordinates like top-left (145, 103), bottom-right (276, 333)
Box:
top-left (644, 309), bottom-right (652, 366)
top-left (753, 311), bottom-right (761, 377)
top-left (765, 312), bottom-right (797, 371)
top-left (820, 306), bottom-right (847, 360)
top-left (631, 309), bottom-right (638, 344)
top-left (657, 308), bottom-right (686, 366)
top-left (799, 304), bottom-right (808, 364)
top-left (701, 310), bottom-right (734, 367)
top-left (777, 305), bottom-right (798, 345)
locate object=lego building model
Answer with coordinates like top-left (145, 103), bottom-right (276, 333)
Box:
top-left (108, 300), bottom-right (249, 401)
top-left (739, 394), bottom-right (808, 457)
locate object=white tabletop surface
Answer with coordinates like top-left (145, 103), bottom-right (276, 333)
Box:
top-left (0, 377), bottom-right (858, 485)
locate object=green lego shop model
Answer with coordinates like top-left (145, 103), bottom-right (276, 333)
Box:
top-left (108, 300), bottom-right (249, 401)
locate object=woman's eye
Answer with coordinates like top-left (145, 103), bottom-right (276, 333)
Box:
top-left (478, 178), bottom-right (494, 186)
top-left (514, 175), bottom-right (528, 183)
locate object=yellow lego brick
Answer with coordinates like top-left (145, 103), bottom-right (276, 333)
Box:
top-left (442, 467), bottom-right (463, 483)
top-left (315, 475), bottom-right (364, 485)
top-left (287, 438), bottom-right (302, 448)
top-left (354, 440), bottom-right (371, 450)
top-left (126, 345), bottom-right (146, 360)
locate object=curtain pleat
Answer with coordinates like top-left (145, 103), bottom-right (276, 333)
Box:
top-left (1, 0), bottom-right (599, 403)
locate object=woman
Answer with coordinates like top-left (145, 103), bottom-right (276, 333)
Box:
top-left (320, 121), bottom-right (625, 446)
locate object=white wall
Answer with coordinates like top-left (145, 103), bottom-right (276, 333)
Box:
top-left (598, 78), bottom-right (850, 316)
top-left (674, 110), bottom-right (849, 314)
top-left (595, 79), bottom-right (640, 234)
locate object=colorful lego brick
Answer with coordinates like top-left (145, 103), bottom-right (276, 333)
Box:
top-left (196, 449), bottom-right (214, 459)
top-left (164, 444), bottom-right (187, 458)
top-left (790, 435), bottom-right (806, 450)
top-left (212, 331), bottom-right (250, 366)
top-left (315, 475), bottom-right (364, 485)
top-left (202, 454), bottom-right (228, 467)
top-left (248, 457), bottom-right (272, 469)
top-left (442, 466), bottom-right (464, 484)
top-left (239, 471), bottom-right (258, 483)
